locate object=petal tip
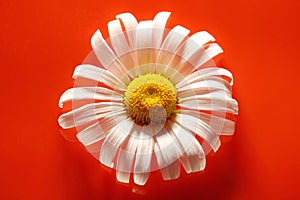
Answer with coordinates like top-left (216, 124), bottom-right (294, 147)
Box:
top-left (116, 171), bottom-right (130, 184)
top-left (134, 173), bottom-right (149, 186)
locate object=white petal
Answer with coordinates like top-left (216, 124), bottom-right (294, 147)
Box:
top-left (165, 31), bottom-right (215, 74)
top-left (164, 31), bottom-right (218, 81)
top-left (133, 20), bottom-right (154, 76)
top-left (116, 13), bottom-right (138, 48)
top-left (116, 124), bottom-right (141, 183)
top-left (167, 122), bottom-right (205, 172)
top-left (108, 20), bottom-right (130, 57)
top-left (116, 171), bottom-right (130, 184)
top-left (175, 113), bottom-right (220, 152)
top-left (134, 126), bottom-right (154, 185)
top-left (159, 160), bottom-right (180, 180)
top-left (185, 43), bottom-right (224, 71)
top-left (58, 102), bottom-right (124, 129)
top-left (100, 111), bottom-right (129, 134)
top-left (160, 25), bottom-right (190, 53)
top-left (91, 29), bottom-right (119, 67)
top-left (73, 64), bottom-right (126, 90)
top-left (108, 20), bottom-right (137, 75)
top-left (154, 127), bottom-right (182, 169)
top-left (91, 30), bottom-right (130, 83)
top-left (219, 121), bottom-right (236, 135)
top-left (177, 77), bottom-right (232, 99)
top-left (176, 67), bottom-right (234, 88)
top-left (58, 87), bottom-right (123, 108)
top-left (169, 43), bottom-right (224, 83)
top-left (180, 110), bottom-right (236, 135)
top-left (153, 126), bottom-right (182, 180)
top-left (180, 137), bottom-right (206, 173)
top-left (178, 91), bottom-right (239, 114)
top-left (77, 122), bottom-right (105, 146)
top-left (136, 21), bottom-right (153, 56)
top-left (100, 118), bottom-right (134, 168)
top-left (177, 31), bottom-right (216, 64)
top-left (152, 11), bottom-right (171, 49)
top-left (134, 173), bottom-right (150, 186)
top-left (156, 25), bottom-right (190, 74)
top-left (179, 90), bottom-right (231, 102)
top-left (166, 122), bottom-right (195, 158)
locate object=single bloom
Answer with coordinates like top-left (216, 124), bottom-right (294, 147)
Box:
top-left (58, 11), bottom-right (238, 186)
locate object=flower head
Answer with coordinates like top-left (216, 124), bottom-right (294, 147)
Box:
top-left (58, 11), bottom-right (238, 186)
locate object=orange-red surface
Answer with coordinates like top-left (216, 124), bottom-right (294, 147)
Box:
top-left (1, 0), bottom-right (300, 199)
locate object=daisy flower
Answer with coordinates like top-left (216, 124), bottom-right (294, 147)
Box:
top-left (58, 11), bottom-right (238, 186)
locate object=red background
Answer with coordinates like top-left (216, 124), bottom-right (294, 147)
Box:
top-left (1, 0), bottom-right (299, 199)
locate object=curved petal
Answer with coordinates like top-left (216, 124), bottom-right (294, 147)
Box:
top-left (177, 77), bottom-right (232, 99)
top-left (58, 102), bottom-right (124, 128)
top-left (178, 91), bottom-right (239, 114)
top-left (108, 20), bottom-right (130, 57)
top-left (116, 13), bottom-right (138, 48)
top-left (182, 43), bottom-right (224, 73)
top-left (133, 20), bottom-right (154, 77)
top-left (177, 31), bottom-right (216, 64)
top-left (152, 11), bottom-right (171, 49)
top-left (154, 127), bottom-right (182, 169)
top-left (166, 122), bottom-right (194, 159)
top-left (91, 29), bottom-right (121, 68)
top-left (91, 30), bottom-right (130, 83)
top-left (160, 25), bottom-right (190, 53)
top-left (169, 43), bottom-right (223, 83)
top-left (159, 160), bottom-right (180, 181)
top-left (100, 111), bottom-right (128, 135)
top-left (167, 122), bottom-right (205, 173)
top-left (180, 137), bottom-right (206, 173)
top-left (108, 20), bottom-right (136, 75)
top-left (99, 118), bottom-right (134, 168)
top-left (136, 21), bottom-right (153, 49)
top-left (134, 126), bottom-right (154, 185)
top-left (154, 127), bottom-right (182, 180)
top-left (77, 122), bottom-right (105, 146)
top-left (58, 87), bottom-right (123, 108)
top-left (175, 67), bottom-right (234, 89)
top-left (73, 64), bottom-right (126, 90)
top-left (167, 31), bottom-right (215, 71)
top-left (175, 113), bottom-right (220, 152)
top-left (156, 25), bottom-right (190, 74)
top-left (116, 124), bottom-right (141, 183)
top-left (163, 31), bottom-right (218, 81)
top-left (180, 110), bottom-right (236, 135)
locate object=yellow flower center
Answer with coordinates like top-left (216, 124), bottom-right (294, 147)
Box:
top-left (124, 73), bottom-right (177, 125)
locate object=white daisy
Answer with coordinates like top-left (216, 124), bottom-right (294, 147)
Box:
top-left (58, 11), bottom-right (238, 186)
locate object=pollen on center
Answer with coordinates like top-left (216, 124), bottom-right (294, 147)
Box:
top-left (124, 73), bottom-right (177, 125)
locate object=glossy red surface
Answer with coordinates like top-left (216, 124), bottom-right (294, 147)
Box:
top-left (1, 0), bottom-right (300, 199)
